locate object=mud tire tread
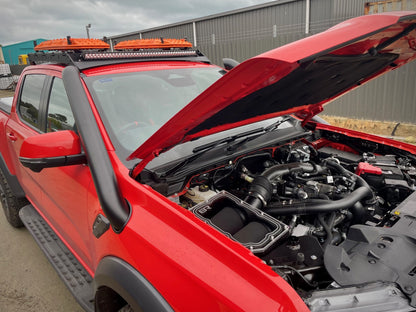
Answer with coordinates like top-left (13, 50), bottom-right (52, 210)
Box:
top-left (0, 168), bottom-right (27, 228)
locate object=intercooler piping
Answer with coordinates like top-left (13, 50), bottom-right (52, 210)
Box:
top-left (244, 160), bottom-right (375, 215)
top-left (265, 186), bottom-right (372, 216)
top-left (244, 162), bottom-right (315, 210)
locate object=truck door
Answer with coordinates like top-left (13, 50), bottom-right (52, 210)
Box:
top-left (6, 71), bottom-right (95, 271)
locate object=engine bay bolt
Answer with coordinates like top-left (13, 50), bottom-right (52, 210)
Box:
top-left (296, 252), bottom-right (305, 265)
top-left (368, 259), bottom-right (376, 264)
top-left (404, 286), bottom-right (414, 293)
top-left (310, 255), bottom-right (318, 261)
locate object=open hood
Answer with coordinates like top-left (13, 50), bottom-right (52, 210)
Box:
top-left (129, 11), bottom-right (416, 170)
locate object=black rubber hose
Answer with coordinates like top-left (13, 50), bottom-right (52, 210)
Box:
top-left (265, 186), bottom-right (372, 215)
top-left (245, 162), bottom-right (316, 210)
top-left (244, 176), bottom-right (273, 210)
top-left (262, 162), bottom-right (315, 181)
top-left (325, 159), bottom-right (376, 202)
top-left (318, 212), bottom-right (336, 248)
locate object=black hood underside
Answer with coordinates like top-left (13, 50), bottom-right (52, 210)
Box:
top-left (189, 53), bottom-right (398, 135)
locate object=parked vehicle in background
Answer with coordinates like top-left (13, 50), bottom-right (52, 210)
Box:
top-left (0, 11), bottom-right (416, 312)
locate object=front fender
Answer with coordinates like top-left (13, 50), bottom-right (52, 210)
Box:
top-left (94, 256), bottom-right (173, 312)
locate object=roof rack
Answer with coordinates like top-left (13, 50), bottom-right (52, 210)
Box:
top-left (27, 37), bottom-right (211, 70)
top-left (114, 38), bottom-right (192, 50)
top-left (34, 37), bottom-right (110, 51)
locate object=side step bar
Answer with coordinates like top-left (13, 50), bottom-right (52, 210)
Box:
top-left (19, 205), bottom-right (94, 312)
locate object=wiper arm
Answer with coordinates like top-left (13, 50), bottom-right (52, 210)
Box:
top-left (193, 116), bottom-right (292, 154)
top-left (264, 116), bottom-right (292, 132)
top-left (163, 117), bottom-right (292, 177)
top-left (226, 116), bottom-right (292, 153)
top-left (192, 127), bottom-right (264, 153)
top-left (163, 129), bottom-right (262, 177)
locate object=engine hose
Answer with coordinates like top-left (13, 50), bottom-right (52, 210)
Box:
top-left (245, 162), bottom-right (316, 210)
top-left (318, 212), bottom-right (336, 248)
top-left (325, 159), bottom-right (376, 203)
top-left (265, 186), bottom-right (372, 215)
top-left (262, 162), bottom-right (315, 181)
top-left (313, 213), bottom-right (346, 237)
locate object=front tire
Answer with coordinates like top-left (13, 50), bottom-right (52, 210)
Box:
top-left (0, 168), bottom-right (27, 227)
top-left (118, 305), bottom-right (134, 312)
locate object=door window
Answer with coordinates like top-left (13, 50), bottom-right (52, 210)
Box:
top-left (46, 77), bottom-right (75, 132)
top-left (18, 74), bottom-right (46, 130)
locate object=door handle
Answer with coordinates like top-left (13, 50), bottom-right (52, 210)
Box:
top-left (7, 132), bottom-right (17, 142)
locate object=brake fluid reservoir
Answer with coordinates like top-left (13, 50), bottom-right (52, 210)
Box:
top-left (184, 185), bottom-right (217, 204)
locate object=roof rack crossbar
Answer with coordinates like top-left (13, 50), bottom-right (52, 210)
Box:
top-left (27, 49), bottom-right (211, 70)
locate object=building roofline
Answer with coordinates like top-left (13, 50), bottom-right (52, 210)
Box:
top-left (108, 0), bottom-right (298, 40)
top-left (3, 38), bottom-right (47, 48)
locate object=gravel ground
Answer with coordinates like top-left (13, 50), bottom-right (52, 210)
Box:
top-left (0, 202), bottom-right (83, 312)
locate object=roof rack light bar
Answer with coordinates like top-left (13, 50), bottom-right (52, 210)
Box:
top-left (83, 50), bottom-right (199, 60)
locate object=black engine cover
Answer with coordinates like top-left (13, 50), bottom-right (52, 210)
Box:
top-left (324, 191), bottom-right (416, 306)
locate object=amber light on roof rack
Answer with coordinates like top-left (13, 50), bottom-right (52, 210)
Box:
top-left (35, 37), bottom-right (110, 51)
top-left (114, 38), bottom-right (192, 50)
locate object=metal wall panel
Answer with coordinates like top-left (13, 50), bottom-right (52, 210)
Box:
top-left (325, 62), bottom-right (416, 123)
top-left (196, 0), bottom-right (307, 65)
top-left (108, 0), bottom-right (416, 123)
top-left (142, 23), bottom-right (194, 43)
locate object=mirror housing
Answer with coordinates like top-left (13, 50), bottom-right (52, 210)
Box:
top-left (19, 130), bottom-right (86, 172)
top-left (223, 58), bottom-right (240, 70)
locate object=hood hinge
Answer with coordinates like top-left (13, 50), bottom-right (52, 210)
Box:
top-left (130, 149), bottom-right (163, 178)
top-left (299, 105), bottom-right (324, 127)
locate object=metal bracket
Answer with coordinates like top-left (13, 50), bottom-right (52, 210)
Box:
top-left (93, 214), bottom-right (110, 239)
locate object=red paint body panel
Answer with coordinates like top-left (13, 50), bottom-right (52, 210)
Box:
top-left (19, 130), bottom-right (81, 158)
top-left (95, 152), bottom-right (309, 311)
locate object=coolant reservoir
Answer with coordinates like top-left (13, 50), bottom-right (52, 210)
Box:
top-left (184, 185), bottom-right (217, 204)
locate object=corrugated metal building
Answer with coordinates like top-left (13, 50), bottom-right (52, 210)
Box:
top-left (109, 0), bottom-right (416, 123)
top-left (2, 39), bottom-right (47, 65)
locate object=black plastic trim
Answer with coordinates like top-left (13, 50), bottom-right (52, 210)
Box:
top-left (29, 50), bottom-right (211, 70)
top-left (19, 154), bottom-right (86, 173)
top-left (94, 257), bottom-right (173, 312)
top-left (0, 153), bottom-right (25, 198)
top-left (223, 58), bottom-right (240, 70)
top-left (38, 75), bottom-right (53, 133)
top-left (62, 65), bottom-right (129, 233)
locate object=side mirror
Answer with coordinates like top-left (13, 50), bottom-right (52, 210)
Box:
top-left (223, 58), bottom-right (240, 70)
top-left (19, 130), bottom-right (86, 172)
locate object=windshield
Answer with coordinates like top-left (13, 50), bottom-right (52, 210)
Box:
top-left (85, 65), bottom-right (224, 162)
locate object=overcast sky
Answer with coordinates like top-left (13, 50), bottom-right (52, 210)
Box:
top-left (0, 0), bottom-right (272, 46)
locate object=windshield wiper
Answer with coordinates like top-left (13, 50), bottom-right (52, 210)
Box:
top-left (193, 116), bottom-right (292, 154)
top-left (161, 135), bottom-right (248, 177)
top-left (162, 117), bottom-right (292, 177)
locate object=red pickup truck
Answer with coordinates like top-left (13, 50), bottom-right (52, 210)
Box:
top-left (1, 12), bottom-right (416, 312)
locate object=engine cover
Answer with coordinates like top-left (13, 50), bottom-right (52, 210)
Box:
top-left (324, 192), bottom-right (416, 306)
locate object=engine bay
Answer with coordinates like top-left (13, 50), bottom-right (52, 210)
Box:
top-left (138, 123), bottom-right (416, 309)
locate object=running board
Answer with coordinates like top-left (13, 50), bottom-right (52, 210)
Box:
top-left (19, 205), bottom-right (94, 312)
